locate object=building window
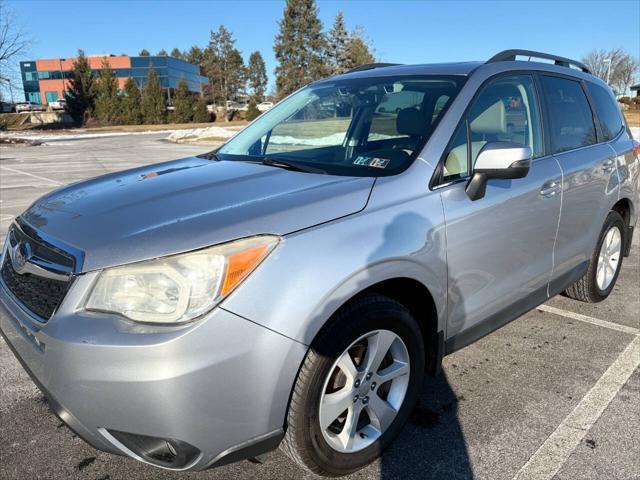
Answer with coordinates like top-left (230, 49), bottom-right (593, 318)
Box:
top-left (45, 91), bottom-right (59, 104)
top-left (27, 92), bottom-right (41, 104)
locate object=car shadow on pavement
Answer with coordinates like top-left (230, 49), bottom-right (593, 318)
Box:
top-left (380, 371), bottom-right (473, 480)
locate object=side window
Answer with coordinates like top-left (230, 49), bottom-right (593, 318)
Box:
top-left (539, 75), bottom-right (597, 154)
top-left (442, 75), bottom-right (542, 182)
top-left (585, 82), bottom-right (624, 142)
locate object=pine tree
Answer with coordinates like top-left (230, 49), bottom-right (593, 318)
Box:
top-left (93, 58), bottom-right (122, 125)
top-left (122, 77), bottom-right (142, 125)
top-left (170, 48), bottom-right (183, 59)
top-left (185, 45), bottom-right (204, 66)
top-left (247, 51), bottom-right (268, 101)
top-left (245, 96), bottom-right (261, 121)
top-left (156, 49), bottom-right (168, 56)
top-left (173, 78), bottom-right (194, 123)
top-left (204, 25), bottom-right (246, 110)
top-left (274, 0), bottom-right (327, 98)
top-left (193, 97), bottom-right (210, 123)
top-left (327, 11), bottom-right (349, 74)
top-left (344, 30), bottom-right (375, 70)
top-left (142, 64), bottom-right (166, 124)
top-left (64, 49), bottom-right (95, 126)
top-left (138, 49), bottom-right (150, 56)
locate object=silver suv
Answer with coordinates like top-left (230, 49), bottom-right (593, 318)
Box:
top-left (1, 50), bottom-right (638, 476)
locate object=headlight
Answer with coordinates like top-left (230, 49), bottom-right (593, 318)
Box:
top-left (85, 235), bottom-right (279, 324)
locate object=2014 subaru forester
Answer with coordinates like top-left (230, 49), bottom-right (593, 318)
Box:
top-left (1, 50), bottom-right (638, 476)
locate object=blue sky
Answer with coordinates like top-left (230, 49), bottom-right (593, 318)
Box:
top-left (7, 0), bottom-right (640, 93)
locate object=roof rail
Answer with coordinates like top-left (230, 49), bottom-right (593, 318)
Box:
top-left (346, 63), bottom-right (401, 73)
top-left (487, 49), bottom-right (591, 74)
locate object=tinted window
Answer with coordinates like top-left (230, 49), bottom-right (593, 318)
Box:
top-left (540, 76), bottom-right (596, 154)
top-left (442, 75), bottom-right (542, 182)
top-left (586, 82), bottom-right (624, 141)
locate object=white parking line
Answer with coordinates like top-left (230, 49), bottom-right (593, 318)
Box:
top-left (512, 334), bottom-right (640, 480)
top-left (538, 304), bottom-right (640, 335)
top-left (0, 166), bottom-right (63, 186)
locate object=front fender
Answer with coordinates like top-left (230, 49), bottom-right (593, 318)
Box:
top-left (220, 190), bottom-right (447, 345)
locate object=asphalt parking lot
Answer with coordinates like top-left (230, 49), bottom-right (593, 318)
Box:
top-left (0, 132), bottom-right (638, 480)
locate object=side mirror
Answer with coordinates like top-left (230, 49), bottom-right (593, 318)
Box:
top-left (466, 142), bottom-right (532, 201)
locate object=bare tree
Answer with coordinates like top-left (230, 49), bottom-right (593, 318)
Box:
top-left (0, 0), bottom-right (30, 101)
top-left (582, 48), bottom-right (639, 95)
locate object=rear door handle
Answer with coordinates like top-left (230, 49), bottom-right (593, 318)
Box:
top-left (540, 181), bottom-right (561, 198)
top-left (602, 158), bottom-right (616, 173)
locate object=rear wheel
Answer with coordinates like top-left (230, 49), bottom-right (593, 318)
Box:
top-left (564, 210), bottom-right (625, 303)
top-left (280, 294), bottom-right (424, 476)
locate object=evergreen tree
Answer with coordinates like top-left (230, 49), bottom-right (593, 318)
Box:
top-left (142, 64), bottom-right (166, 124)
top-left (156, 49), bottom-right (168, 56)
top-left (173, 78), bottom-right (194, 123)
top-left (247, 51), bottom-right (268, 101)
top-left (64, 49), bottom-right (95, 126)
top-left (245, 96), bottom-right (261, 121)
top-left (344, 30), bottom-right (375, 70)
top-left (170, 48), bottom-right (183, 59)
top-left (93, 58), bottom-right (122, 125)
top-left (326, 11), bottom-right (349, 74)
top-left (204, 25), bottom-right (246, 109)
top-left (138, 49), bottom-right (150, 56)
top-left (121, 77), bottom-right (142, 125)
top-left (274, 0), bottom-right (327, 98)
top-left (193, 97), bottom-right (210, 123)
top-left (185, 45), bottom-right (204, 66)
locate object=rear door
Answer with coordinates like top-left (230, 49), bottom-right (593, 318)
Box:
top-left (538, 75), bottom-right (619, 292)
top-left (438, 74), bottom-right (562, 348)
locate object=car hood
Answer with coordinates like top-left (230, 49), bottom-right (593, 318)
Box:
top-left (21, 157), bottom-right (375, 271)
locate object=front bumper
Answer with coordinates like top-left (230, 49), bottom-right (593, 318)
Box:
top-left (0, 276), bottom-right (306, 471)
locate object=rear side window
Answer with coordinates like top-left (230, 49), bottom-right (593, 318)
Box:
top-left (585, 82), bottom-right (624, 141)
top-left (539, 76), bottom-right (596, 154)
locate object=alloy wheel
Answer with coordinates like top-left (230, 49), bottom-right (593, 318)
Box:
top-left (318, 329), bottom-right (410, 453)
top-left (596, 226), bottom-right (622, 291)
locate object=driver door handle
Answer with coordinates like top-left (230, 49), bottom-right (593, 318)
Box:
top-left (540, 181), bottom-right (561, 198)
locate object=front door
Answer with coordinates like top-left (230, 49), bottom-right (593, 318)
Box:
top-left (436, 74), bottom-right (562, 349)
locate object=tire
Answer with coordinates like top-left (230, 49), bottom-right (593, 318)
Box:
top-left (564, 210), bottom-right (625, 303)
top-left (280, 294), bottom-right (424, 476)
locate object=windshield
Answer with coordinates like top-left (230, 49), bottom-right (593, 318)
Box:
top-left (218, 75), bottom-right (464, 176)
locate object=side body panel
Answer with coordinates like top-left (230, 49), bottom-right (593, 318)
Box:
top-left (611, 130), bottom-right (639, 227)
top-left (440, 156), bottom-right (562, 346)
top-left (550, 143), bottom-right (619, 282)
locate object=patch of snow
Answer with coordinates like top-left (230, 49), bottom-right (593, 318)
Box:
top-left (268, 132), bottom-right (397, 146)
top-left (167, 126), bottom-right (236, 143)
top-left (631, 127), bottom-right (639, 140)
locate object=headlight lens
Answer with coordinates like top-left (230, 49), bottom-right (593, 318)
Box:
top-left (85, 235), bottom-right (279, 324)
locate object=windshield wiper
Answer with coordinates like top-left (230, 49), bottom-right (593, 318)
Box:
top-left (247, 157), bottom-right (326, 174)
top-left (197, 150), bottom-right (220, 161)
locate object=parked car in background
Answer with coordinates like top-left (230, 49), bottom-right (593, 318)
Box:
top-left (0, 101), bottom-right (16, 113)
top-left (48, 99), bottom-right (66, 111)
top-left (15, 102), bottom-right (45, 113)
top-left (226, 100), bottom-right (248, 111)
top-left (257, 101), bottom-right (274, 112)
top-left (1, 50), bottom-right (638, 477)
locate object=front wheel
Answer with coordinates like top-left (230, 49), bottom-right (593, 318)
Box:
top-left (564, 210), bottom-right (625, 303)
top-left (280, 294), bottom-right (424, 476)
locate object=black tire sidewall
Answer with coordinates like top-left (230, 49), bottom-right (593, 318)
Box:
top-left (297, 297), bottom-right (424, 476)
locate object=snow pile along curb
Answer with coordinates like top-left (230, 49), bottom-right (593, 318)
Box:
top-left (166, 126), bottom-right (237, 143)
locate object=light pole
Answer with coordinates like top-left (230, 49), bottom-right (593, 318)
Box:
top-left (603, 58), bottom-right (612, 85)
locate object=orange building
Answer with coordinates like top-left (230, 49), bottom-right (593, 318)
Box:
top-left (20, 54), bottom-right (208, 105)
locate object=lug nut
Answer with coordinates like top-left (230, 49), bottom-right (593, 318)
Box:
top-left (362, 396), bottom-right (369, 404)
top-left (353, 394), bottom-right (359, 403)
top-left (365, 372), bottom-right (372, 380)
top-left (354, 379), bottom-right (361, 388)
top-left (371, 382), bottom-right (377, 390)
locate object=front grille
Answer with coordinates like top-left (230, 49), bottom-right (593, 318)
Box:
top-left (1, 255), bottom-right (71, 320)
top-left (1, 223), bottom-right (75, 321)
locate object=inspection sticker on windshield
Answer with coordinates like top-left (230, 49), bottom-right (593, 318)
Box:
top-left (353, 156), bottom-right (390, 169)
